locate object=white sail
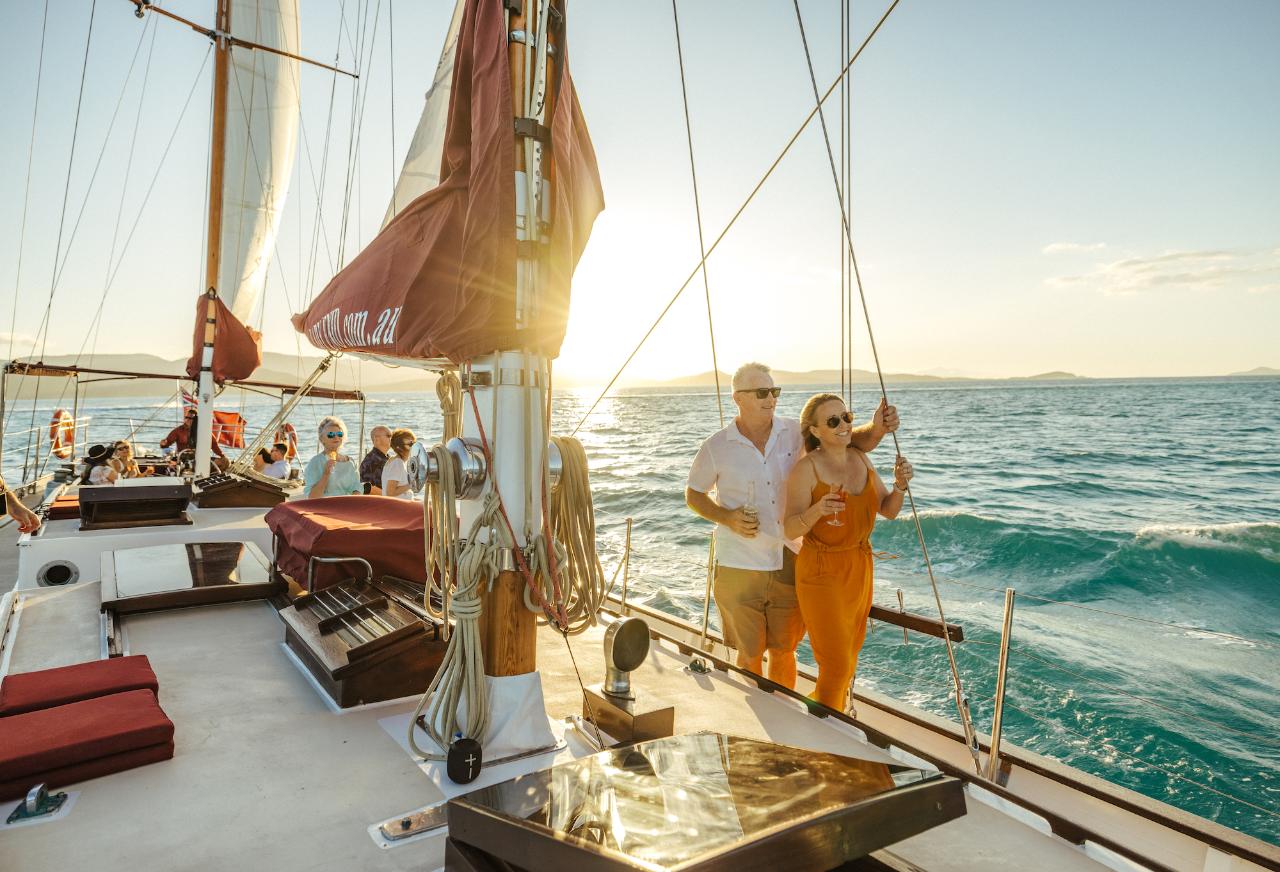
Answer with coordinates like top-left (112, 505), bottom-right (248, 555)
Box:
top-left (220, 0), bottom-right (301, 325)
top-left (382, 0), bottom-right (465, 228)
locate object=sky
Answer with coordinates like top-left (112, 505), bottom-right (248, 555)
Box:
top-left (0, 0), bottom-right (1277, 385)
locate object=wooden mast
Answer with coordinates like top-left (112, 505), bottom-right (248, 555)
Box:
top-left (477, 0), bottom-right (556, 677)
top-left (195, 0), bottom-right (232, 477)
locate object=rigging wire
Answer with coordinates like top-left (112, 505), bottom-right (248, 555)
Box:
top-left (789, 0), bottom-right (982, 771)
top-left (19, 0), bottom-right (99, 482)
top-left (336, 0), bottom-right (383, 270)
top-left (6, 0), bottom-right (52, 373)
top-left (303, 0), bottom-right (350, 305)
top-left (670, 0), bottom-right (724, 428)
top-left (569, 0), bottom-right (902, 437)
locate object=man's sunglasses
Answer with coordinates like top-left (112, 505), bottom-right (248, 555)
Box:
top-left (734, 387), bottom-right (782, 399)
top-left (324, 431), bottom-right (345, 439)
top-left (824, 412), bottom-right (854, 429)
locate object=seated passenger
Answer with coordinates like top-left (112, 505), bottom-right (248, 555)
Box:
top-left (303, 416), bottom-right (362, 498)
top-left (381, 429), bottom-right (416, 499)
top-left (82, 444), bottom-right (119, 486)
top-left (110, 441), bottom-right (146, 478)
top-left (262, 443), bottom-right (291, 479)
top-left (360, 425), bottom-right (392, 495)
top-left (252, 448), bottom-right (272, 473)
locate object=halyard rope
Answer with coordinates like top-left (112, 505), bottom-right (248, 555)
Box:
top-left (790, 0), bottom-right (982, 772)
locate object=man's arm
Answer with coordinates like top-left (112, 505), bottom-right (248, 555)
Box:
top-left (686, 487), bottom-right (758, 538)
top-left (849, 398), bottom-right (899, 453)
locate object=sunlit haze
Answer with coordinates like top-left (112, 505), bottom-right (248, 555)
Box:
top-left (1, 1), bottom-right (1276, 384)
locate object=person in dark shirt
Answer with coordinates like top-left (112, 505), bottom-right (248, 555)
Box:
top-left (160, 409), bottom-right (226, 468)
top-left (360, 425), bottom-right (392, 494)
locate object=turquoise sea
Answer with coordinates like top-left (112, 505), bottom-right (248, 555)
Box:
top-left (3, 375), bottom-right (1278, 843)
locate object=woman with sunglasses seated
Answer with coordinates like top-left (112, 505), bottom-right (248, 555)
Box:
top-left (381, 428), bottom-right (417, 499)
top-left (783, 393), bottom-right (913, 712)
top-left (304, 415), bottom-right (363, 499)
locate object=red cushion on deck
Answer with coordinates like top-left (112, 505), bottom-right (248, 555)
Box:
top-left (47, 495), bottom-right (80, 520)
top-left (0, 741), bottom-right (174, 801)
top-left (0, 689), bottom-right (174, 794)
top-left (0, 655), bottom-right (159, 717)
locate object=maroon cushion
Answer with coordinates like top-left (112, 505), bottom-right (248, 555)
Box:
top-left (0, 655), bottom-right (158, 717)
top-left (0, 689), bottom-right (174, 786)
top-left (0, 741), bottom-right (174, 801)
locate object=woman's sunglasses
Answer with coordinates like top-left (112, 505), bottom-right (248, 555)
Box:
top-left (735, 387), bottom-right (782, 399)
top-left (324, 431), bottom-right (345, 439)
top-left (824, 411), bottom-right (854, 429)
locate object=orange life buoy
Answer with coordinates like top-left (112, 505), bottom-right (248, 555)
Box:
top-left (273, 422), bottom-right (299, 459)
top-left (49, 409), bottom-right (75, 460)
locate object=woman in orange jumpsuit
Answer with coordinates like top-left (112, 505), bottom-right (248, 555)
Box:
top-left (783, 393), bottom-right (913, 711)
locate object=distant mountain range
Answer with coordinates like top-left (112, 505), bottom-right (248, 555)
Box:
top-left (654, 368), bottom-right (1084, 387)
top-left (3, 353), bottom-right (1272, 399)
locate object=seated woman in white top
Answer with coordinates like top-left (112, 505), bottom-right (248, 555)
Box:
top-left (82, 444), bottom-right (119, 486)
top-left (380, 428), bottom-right (416, 499)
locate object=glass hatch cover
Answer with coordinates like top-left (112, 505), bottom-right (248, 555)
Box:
top-left (113, 542), bottom-right (270, 599)
top-left (447, 732), bottom-right (959, 871)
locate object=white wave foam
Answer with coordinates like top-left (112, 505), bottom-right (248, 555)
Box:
top-left (1133, 521), bottom-right (1280, 560)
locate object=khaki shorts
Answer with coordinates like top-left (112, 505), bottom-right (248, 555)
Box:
top-left (712, 549), bottom-right (805, 658)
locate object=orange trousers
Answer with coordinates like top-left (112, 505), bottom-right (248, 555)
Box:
top-left (795, 544), bottom-right (874, 710)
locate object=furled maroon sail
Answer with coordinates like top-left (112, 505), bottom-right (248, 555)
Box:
top-left (185, 294), bottom-right (262, 383)
top-left (293, 0), bottom-right (603, 363)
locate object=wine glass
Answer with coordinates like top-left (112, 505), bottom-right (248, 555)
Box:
top-left (826, 483), bottom-right (844, 526)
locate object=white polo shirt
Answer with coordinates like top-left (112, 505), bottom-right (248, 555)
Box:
top-left (687, 416), bottom-right (804, 571)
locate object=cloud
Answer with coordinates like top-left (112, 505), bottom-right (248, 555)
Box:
top-left (1248, 283), bottom-right (1280, 295)
top-left (1042, 242), bottom-right (1107, 254)
top-left (1046, 247), bottom-right (1280, 295)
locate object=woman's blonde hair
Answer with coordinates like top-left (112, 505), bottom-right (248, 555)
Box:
top-left (798, 392), bottom-right (845, 452)
top-left (390, 428), bottom-right (415, 456)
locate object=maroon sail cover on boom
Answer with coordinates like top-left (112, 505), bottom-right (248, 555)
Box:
top-left (292, 0), bottom-right (603, 363)
top-left (184, 294), bottom-right (262, 383)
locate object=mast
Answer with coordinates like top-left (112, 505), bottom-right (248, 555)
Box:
top-left (468, 0), bottom-right (559, 676)
top-left (195, 0), bottom-right (232, 478)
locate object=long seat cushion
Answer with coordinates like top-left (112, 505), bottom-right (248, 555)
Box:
top-left (0, 689), bottom-right (174, 800)
top-left (0, 655), bottom-right (159, 717)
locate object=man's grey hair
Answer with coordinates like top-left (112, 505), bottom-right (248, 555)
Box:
top-left (371, 425), bottom-right (392, 437)
top-left (731, 362), bottom-right (772, 391)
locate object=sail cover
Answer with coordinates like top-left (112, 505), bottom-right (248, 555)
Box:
top-left (294, 0), bottom-right (604, 364)
top-left (221, 0), bottom-right (301, 325)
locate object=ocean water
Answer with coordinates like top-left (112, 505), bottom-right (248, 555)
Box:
top-left (3, 376), bottom-right (1278, 843)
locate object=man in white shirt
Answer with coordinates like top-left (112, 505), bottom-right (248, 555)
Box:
top-left (262, 442), bottom-right (291, 479)
top-left (685, 362), bottom-right (896, 688)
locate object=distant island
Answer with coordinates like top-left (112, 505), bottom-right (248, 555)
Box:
top-left (1, 353), bottom-right (1267, 399)
top-left (653, 368), bottom-right (1084, 388)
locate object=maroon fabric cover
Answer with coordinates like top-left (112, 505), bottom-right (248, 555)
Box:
top-left (265, 497), bottom-right (426, 590)
top-left (0, 741), bottom-right (175, 801)
top-left (0, 655), bottom-right (158, 717)
top-left (0, 689), bottom-right (174, 795)
top-left (185, 294), bottom-right (262, 383)
top-left (293, 0), bottom-right (603, 363)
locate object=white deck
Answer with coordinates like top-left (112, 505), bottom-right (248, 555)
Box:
top-left (14, 500), bottom-right (271, 590)
top-left (0, 576), bottom-right (1118, 872)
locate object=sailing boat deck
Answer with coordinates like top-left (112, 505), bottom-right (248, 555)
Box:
top-left (0, 577), bottom-right (1152, 872)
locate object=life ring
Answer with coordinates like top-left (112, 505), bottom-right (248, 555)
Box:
top-left (49, 409), bottom-right (75, 460)
top-left (273, 423), bottom-right (299, 459)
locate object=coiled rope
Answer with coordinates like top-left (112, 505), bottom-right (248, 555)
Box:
top-left (409, 486), bottom-right (509, 760)
top-left (528, 436), bottom-right (605, 634)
